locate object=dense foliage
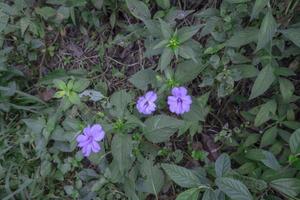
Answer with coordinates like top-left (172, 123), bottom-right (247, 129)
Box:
top-left (0, 0), bottom-right (300, 199)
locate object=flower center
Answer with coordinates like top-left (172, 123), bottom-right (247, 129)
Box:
top-left (177, 98), bottom-right (183, 104)
top-left (87, 135), bottom-right (93, 142)
top-left (143, 101), bottom-right (149, 108)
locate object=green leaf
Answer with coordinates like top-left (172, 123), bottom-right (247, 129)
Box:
top-left (254, 99), bottom-right (277, 127)
top-left (35, 7), bottom-right (56, 20)
top-left (178, 45), bottom-right (197, 61)
top-left (256, 10), bottom-right (277, 51)
top-left (53, 79), bottom-right (66, 90)
top-left (260, 126), bottom-right (277, 147)
top-left (245, 149), bottom-right (265, 161)
top-left (126, 0), bottom-right (151, 21)
top-left (158, 48), bottom-right (173, 71)
top-left (111, 134), bottom-right (134, 173)
top-left (261, 150), bottom-right (281, 170)
top-left (279, 78), bottom-right (294, 102)
top-left (224, 0), bottom-right (250, 3)
top-left (23, 118), bottom-right (45, 134)
top-left (73, 78), bottom-right (90, 92)
top-left (215, 153), bottom-right (231, 177)
top-left (153, 39), bottom-right (169, 49)
top-left (250, 64), bottom-right (275, 99)
top-left (91, 0), bottom-right (103, 10)
top-left (155, 0), bottom-right (170, 9)
top-left (20, 17), bottom-right (30, 36)
top-left (226, 28), bottom-right (258, 47)
top-left (202, 189), bottom-right (218, 200)
top-left (204, 44), bottom-right (225, 55)
top-left (40, 160), bottom-right (52, 177)
top-left (175, 60), bottom-right (206, 84)
top-left (139, 159), bottom-right (164, 195)
top-left (251, 0), bottom-right (268, 20)
top-left (110, 90), bottom-right (133, 118)
top-left (0, 11), bottom-right (9, 33)
top-left (231, 173), bottom-right (268, 192)
top-left (2, 179), bottom-right (33, 200)
top-left (68, 91), bottom-right (81, 105)
top-left (161, 163), bottom-right (205, 188)
top-left (57, 6), bottom-right (70, 21)
top-left (79, 90), bottom-right (104, 102)
top-left (159, 18), bottom-right (173, 39)
top-left (176, 188), bottom-right (200, 200)
top-left (183, 98), bottom-right (208, 122)
top-left (144, 115), bottom-right (183, 143)
top-left (245, 149), bottom-right (281, 170)
top-left (281, 28), bottom-right (300, 48)
top-left (54, 91), bottom-right (65, 98)
top-left (233, 65), bottom-right (259, 79)
top-left (289, 129), bottom-right (300, 154)
top-left (270, 178), bottom-right (300, 197)
top-left (129, 68), bottom-right (157, 91)
top-left (177, 25), bottom-right (202, 43)
top-left (216, 177), bottom-right (253, 200)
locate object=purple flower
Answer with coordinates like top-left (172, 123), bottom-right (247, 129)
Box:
top-left (136, 91), bottom-right (157, 115)
top-left (76, 124), bottom-right (105, 157)
top-left (168, 87), bottom-right (192, 115)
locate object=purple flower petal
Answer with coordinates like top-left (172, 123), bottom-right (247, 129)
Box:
top-left (145, 91), bottom-right (157, 102)
top-left (83, 126), bottom-right (92, 136)
top-left (91, 141), bottom-right (101, 153)
top-left (82, 145), bottom-right (92, 157)
top-left (168, 86), bottom-right (192, 115)
top-left (91, 124), bottom-right (105, 141)
top-left (76, 135), bottom-right (87, 143)
top-left (76, 124), bottom-right (105, 157)
top-left (136, 91), bottom-right (157, 115)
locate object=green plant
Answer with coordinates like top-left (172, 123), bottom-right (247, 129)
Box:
top-left (1, 0), bottom-right (300, 199)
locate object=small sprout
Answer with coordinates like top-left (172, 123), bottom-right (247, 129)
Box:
top-left (158, 147), bottom-right (170, 157)
top-left (166, 78), bottom-right (178, 88)
top-left (167, 36), bottom-right (180, 50)
top-left (132, 133), bottom-right (142, 141)
top-left (97, 112), bottom-right (105, 118)
top-left (191, 150), bottom-right (208, 161)
top-left (113, 119), bottom-right (125, 131)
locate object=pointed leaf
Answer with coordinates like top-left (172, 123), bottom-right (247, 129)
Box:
top-left (226, 28), bottom-right (258, 47)
top-left (216, 177), bottom-right (253, 200)
top-left (202, 189), bottom-right (218, 200)
top-left (289, 129), bottom-right (300, 154)
top-left (73, 78), bottom-right (90, 92)
top-left (279, 78), bottom-right (294, 102)
top-left (155, 0), bottom-right (170, 9)
top-left (177, 25), bottom-right (203, 43)
top-left (256, 10), bottom-right (277, 51)
top-left (251, 0), bottom-right (268, 20)
top-left (260, 126), bottom-right (277, 147)
top-left (281, 28), bottom-right (300, 48)
top-left (159, 48), bottom-right (173, 71)
top-left (129, 68), bottom-right (157, 91)
top-left (270, 178), bottom-right (300, 197)
top-left (175, 60), bottom-right (206, 84)
top-left (69, 92), bottom-right (81, 105)
top-left (144, 115), bottom-right (183, 143)
top-left (250, 64), bottom-right (275, 99)
top-left (162, 163), bottom-right (205, 188)
top-left (111, 134), bottom-right (134, 173)
top-left (126, 0), bottom-right (151, 21)
top-left (176, 188), bottom-right (200, 200)
top-left (159, 18), bottom-right (173, 39)
top-left (110, 90), bottom-right (132, 118)
top-left (215, 153), bottom-right (231, 177)
top-left (254, 99), bottom-right (277, 127)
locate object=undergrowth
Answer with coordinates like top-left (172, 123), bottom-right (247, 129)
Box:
top-left (0, 0), bottom-right (300, 199)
